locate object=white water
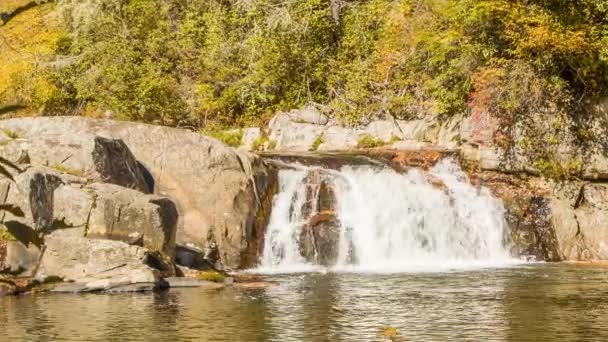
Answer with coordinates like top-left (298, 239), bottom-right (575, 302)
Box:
top-left (257, 159), bottom-right (520, 274)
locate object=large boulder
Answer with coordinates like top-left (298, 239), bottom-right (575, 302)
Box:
top-left (37, 229), bottom-right (163, 292)
top-left (0, 166), bottom-right (178, 276)
top-left (86, 183), bottom-right (178, 258)
top-left (0, 132), bottom-right (150, 193)
top-left (0, 117), bottom-right (277, 269)
top-left (269, 112), bottom-right (327, 151)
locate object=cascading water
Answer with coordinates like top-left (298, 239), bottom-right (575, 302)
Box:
top-left (257, 159), bottom-right (519, 273)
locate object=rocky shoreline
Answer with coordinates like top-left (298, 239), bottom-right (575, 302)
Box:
top-left (1, 114), bottom-right (608, 297)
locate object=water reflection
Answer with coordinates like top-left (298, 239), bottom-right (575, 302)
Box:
top-left (2, 264), bottom-right (608, 341)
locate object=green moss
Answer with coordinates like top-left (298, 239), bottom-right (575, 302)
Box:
top-left (310, 134), bottom-right (324, 151)
top-left (356, 134), bottom-right (386, 149)
top-left (534, 157), bottom-right (582, 180)
top-left (197, 270), bottom-right (225, 283)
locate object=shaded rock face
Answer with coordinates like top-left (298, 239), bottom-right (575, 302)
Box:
top-left (0, 117), bottom-right (277, 269)
top-left (91, 136), bottom-right (151, 193)
top-left (296, 170), bottom-right (341, 266)
top-left (0, 165), bottom-right (178, 279)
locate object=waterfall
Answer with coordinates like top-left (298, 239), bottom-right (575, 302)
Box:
top-left (257, 159), bottom-right (519, 273)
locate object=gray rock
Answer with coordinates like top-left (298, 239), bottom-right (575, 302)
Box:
top-left (543, 182), bottom-right (608, 261)
top-left (269, 113), bottom-right (327, 151)
top-left (0, 131), bottom-right (149, 193)
top-left (86, 183), bottom-right (178, 259)
top-left (240, 127), bottom-right (262, 151)
top-left (0, 117), bottom-right (278, 269)
top-left (396, 119), bottom-right (431, 141)
top-left (0, 239), bottom-right (40, 274)
top-left (283, 107), bottom-right (329, 125)
top-left (363, 120), bottom-right (403, 142)
top-left (37, 229), bottom-right (162, 292)
top-left (8, 167), bottom-right (64, 232)
top-left (317, 126), bottom-right (361, 151)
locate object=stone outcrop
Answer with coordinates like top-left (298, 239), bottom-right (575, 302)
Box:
top-left (0, 117), bottom-right (278, 269)
top-left (85, 183), bottom-right (178, 258)
top-left (263, 108), bottom-right (460, 152)
top-left (38, 229), bottom-right (164, 293)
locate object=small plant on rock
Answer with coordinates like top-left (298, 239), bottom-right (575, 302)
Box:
top-left (197, 270), bottom-right (225, 283)
top-left (310, 134), bottom-right (324, 151)
top-left (2, 130), bottom-right (19, 140)
top-left (356, 134), bottom-right (385, 149)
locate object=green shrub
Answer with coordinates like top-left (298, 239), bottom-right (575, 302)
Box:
top-left (207, 129), bottom-right (243, 148)
top-left (251, 135), bottom-right (268, 152)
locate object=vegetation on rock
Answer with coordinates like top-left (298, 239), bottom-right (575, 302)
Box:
top-left (197, 270), bottom-right (225, 283)
top-left (0, 0), bottom-right (607, 174)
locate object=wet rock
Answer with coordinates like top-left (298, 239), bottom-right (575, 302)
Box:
top-left (0, 281), bottom-right (17, 297)
top-left (164, 277), bottom-right (225, 289)
top-left (299, 211), bottom-right (341, 266)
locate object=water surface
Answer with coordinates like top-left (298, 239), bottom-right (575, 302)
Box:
top-left (2, 264), bottom-right (608, 341)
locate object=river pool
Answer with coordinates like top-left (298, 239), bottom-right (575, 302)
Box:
top-left (2, 263), bottom-right (608, 341)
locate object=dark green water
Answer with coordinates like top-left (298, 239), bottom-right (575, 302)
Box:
top-left (2, 263), bottom-right (608, 341)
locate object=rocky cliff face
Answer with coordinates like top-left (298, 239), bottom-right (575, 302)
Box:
top-left (0, 117), bottom-right (279, 275)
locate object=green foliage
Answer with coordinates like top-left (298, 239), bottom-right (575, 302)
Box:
top-left (251, 135), bottom-right (268, 152)
top-left (1, 0), bottom-right (607, 149)
top-left (356, 134), bottom-right (387, 149)
top-left (197, 270), bottom-right (225, 283)
top-left (206, 129), bottom-right (243, 148)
